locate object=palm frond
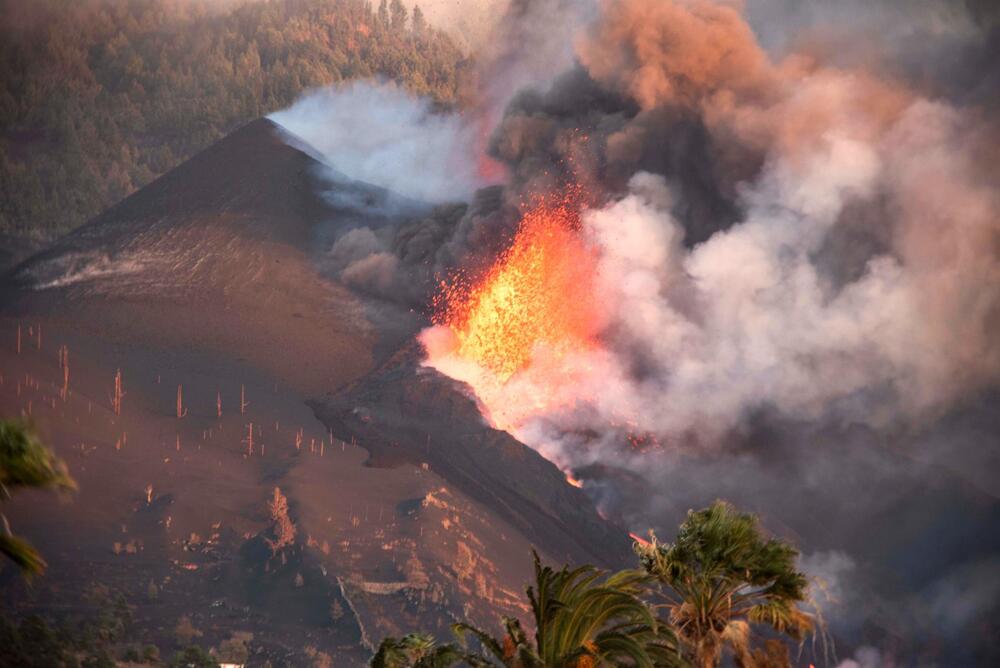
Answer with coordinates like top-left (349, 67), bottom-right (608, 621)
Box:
top-left (0, 420), bottom-right (76, 493)
top-left (635, 501), bottom-right (814, 668)
top-left (371, 633), bottom-right (471, 668)
top-left (747, 602), bottom-right (814, 640)
top-left (720, 620), bottom-right (751, 665)
top-left (452, 621), bottom-right (511, 664)
top-left (0, 532), bottom-right (46, 577)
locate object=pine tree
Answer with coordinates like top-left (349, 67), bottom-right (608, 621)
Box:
top-left (377, 0), bottom-right (390, 28)
top-left (411, 4), bottom-right (426, 36)
top-left (389, 0), bottom-right (408, 33)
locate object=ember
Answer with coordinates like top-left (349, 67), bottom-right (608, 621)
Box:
top-left (433, 190), bottom-right (601, 382)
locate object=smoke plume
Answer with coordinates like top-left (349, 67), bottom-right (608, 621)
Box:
top-left (270, 81), bottom-right (492, 203)
top-left (419, 0), bottom-right (1000, 661)
top-left (270, 0), bottom-right (1000, 661)
top-left (427, 0), bottom-right (1000, 449)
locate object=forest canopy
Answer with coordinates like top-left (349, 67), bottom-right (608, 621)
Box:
top-left (0, 0), bottom-right (467, 239)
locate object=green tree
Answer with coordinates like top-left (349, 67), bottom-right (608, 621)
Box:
top-left (370, 633), bottom-right (471, 668)
top-left (0, 420), bottom-right (76, 577)
top-left (1, 614), bottom-right (74, 667)
top-left (174, 615), bottom-right (202, 647)
top-left (82, 649), bottom-right (116, 668)
top-left (371, 551), bottom-right (683, 667)
top-left (142, 644), bottom-right (161, 663)
top-left (389, 0), bottom-right (408, 32)
top-left (216, 634), bottom-right (250, 664)
top-left (634, 501), bottom-right (813, 668)
top-left (169, 645), bottom-right (218, 668)
top-left (147, 579), bottom-right (159, 601)
top-left (411, 4), bottom-right (426, 36)
top-left (0, 0), bottom-right (466, 242)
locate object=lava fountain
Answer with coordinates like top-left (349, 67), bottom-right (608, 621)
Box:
top-left (421, 191), bottom-right (610, 434)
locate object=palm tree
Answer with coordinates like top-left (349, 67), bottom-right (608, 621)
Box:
top-left (453, 551), bottom-right (684, 667)
top-left (634, 501), bottom-right (813, 668)
top-left (370, 633), bottom-right (473, 668)
top-left (0, 419), bottom-right (76, 577)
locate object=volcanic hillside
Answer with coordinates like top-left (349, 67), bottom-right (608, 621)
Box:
top-left (0, 119), bottom-right (629, 664)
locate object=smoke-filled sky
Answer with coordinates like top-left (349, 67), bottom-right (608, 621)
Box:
top-left (271, 0), bottom-right (999, 663)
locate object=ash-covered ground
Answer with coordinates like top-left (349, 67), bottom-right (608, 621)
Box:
top-left (0, 119), bottom-right (627, 665)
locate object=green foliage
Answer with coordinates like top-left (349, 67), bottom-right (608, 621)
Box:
top-left (635, 501), bottom-right (813, 668)
top-left (371, 503), bottom-right (815, 668)
top-left (147, 579), bottom-right (160, 601)
top-left (390, 0), bottom-right (409, 32)
top-left (370, 633), bottom-right (472, 668)
top-left (0, 531), bottom-right (47, 576)
top-left (374, 551), bottom-right (684, 667)
top-left (455, 551), bottom-right (683, 667)
top-left (81, 650), bottom-right (116, 668)
top-left (143, 643), bottom-right (162, 663)
top-left (0, 614), bottom-right (128, 668)
top-left (0, 419), bottom-right (76, 577)
top-left (216, 634), bottom-right (251, 663)
top-left (412, 5), bottom-right (427, 36)
top-left (169, 645), bottom-right (219, 668)
top-left (0, 420), bottom-right (76, 493)
top-left (174, 615), bottom-right (202, 647)
top-left (0, 615), bottom-right (73, 667)
top-left (0, 590), bottom-right (162, 667)
top-left (0, 0), bottom-right (467, 239)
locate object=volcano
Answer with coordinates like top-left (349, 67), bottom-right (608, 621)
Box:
top-left (0, 118), bottom-right (629, 664)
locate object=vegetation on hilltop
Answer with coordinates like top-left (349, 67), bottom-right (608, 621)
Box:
top-left (0, 0), bottom-right (467, 239)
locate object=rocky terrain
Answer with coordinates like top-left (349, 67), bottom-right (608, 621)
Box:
top-left (0, 119), bottom-right (627, 665)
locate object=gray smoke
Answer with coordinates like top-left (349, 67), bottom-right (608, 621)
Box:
top-left (431, 0), bottom-right (1000, 662)
top-left (270, 0), bottom-right (1000, 662)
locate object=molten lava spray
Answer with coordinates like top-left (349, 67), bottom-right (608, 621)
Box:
top-left (423, 191), bottom-right (606, 431)
top-left (434, 194), bottom-right (599, 379)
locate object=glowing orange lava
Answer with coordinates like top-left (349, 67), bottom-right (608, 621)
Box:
top-left (434, 193), bottom-right (602, 383)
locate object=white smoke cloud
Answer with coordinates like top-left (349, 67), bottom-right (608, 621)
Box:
top-left (305, 0), bottom-right (997, 660)
top-left (577, 150), bottom-right (899, 440)
top-left (799, 550), bottom-right (858, 619)
top-left (269, 81), bottom-right (490, 203)
top-left (835, 646), bottom-right (884, 668)
top-left (425, 19), bottom-right (1000, 460)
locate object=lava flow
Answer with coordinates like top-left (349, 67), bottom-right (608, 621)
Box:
top-left (433, 193), bottom-right (601, 381)
top-left (423, 190), bottom-right (607, 431)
